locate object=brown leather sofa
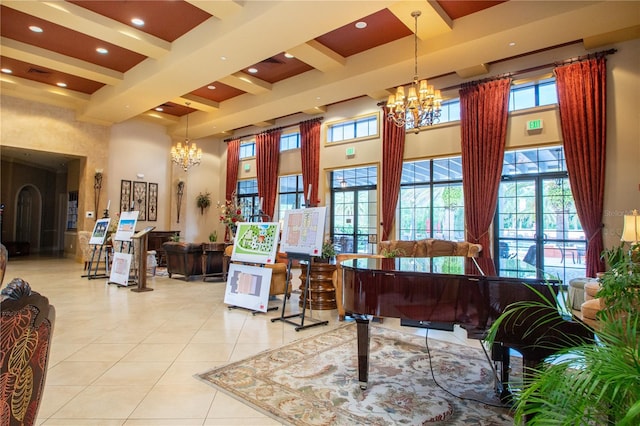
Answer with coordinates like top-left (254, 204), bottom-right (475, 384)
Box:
top-left (162, 242), bottom-right (203, 281)
top-left (334, 238), bottom-right (483, 320)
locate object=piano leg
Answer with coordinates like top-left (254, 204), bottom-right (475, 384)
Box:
top-left (491, 342), bottom-right (513, 404)
top-left (354, 315), bottom-right (370, 390)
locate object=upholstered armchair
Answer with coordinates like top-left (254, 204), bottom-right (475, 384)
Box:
top-left (1, 278), bottom-right (55, 426)
top-left (162, 242), bottom-right (203, 281)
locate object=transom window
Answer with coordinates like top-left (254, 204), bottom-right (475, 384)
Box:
top-left (327, 113), bottom-right (379, 143)
top-left (239, 141), bottom-right (255, 159)
top-left (508, 78), bottom-right (557, 111)
top-left (280, 132), bottom-right (300, 151)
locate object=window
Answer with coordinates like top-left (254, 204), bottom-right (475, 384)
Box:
top-left (327, 114), bottom-right (378, 143)
top-left (237, 179), bottom-right (258, 220)
top-left (438, 99), bottom-right (461, 123)
top-left (239, 141), bottom-right (255, 159)
top-left (277, 175), bottom-right (304, 221)
top-left (398, 157), bottom-right (464, 241)
top-left (508, 78), bottom-right (557, 111)
top-left (280, 132), bottom-right (300, 151)
top-left (495, 146), bottom-right (585, 283)
top-left (330, 166), bottom-right (378, 254)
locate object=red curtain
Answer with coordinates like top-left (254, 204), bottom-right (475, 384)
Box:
top-left (460, 78), bottom-right (512, 276)
top-left (256, 128), bottom-right (282, 220)
top-left (555, 57), bottom-right (607, 276)
top-left (381, 106), bottom-right (406, 241)
top-left (300, 118), bottom-right (321, 207)
top-left (225, 138), bottom-right (240, 200)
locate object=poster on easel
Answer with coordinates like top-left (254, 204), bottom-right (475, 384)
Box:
top-left (114, 211), bottom-right (139, 242)
top-left (231, 222), bottom-right (280, 264)
top-left (280, 207), bottom-right (327, 257)
top-left (90, 218), bottom-right (111, 245)
top-left (224, 263), bottom-right (272, 312)
top-left (109, 252), bottom-right (132, 286)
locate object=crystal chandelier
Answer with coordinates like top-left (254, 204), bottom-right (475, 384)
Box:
top-left (386, 11), bottom-right (442, 131)
top-left (170, 103), bottom-right (202, 171)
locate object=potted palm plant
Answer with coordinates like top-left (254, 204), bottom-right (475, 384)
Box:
top-left (485, 246), bottom-right (640, 425)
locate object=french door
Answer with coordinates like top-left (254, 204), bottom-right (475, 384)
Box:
top-left (495, 175), bottom-right (586, 283)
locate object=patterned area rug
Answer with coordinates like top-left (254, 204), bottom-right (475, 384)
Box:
top-left (196, 323), bottom-right (515, 425)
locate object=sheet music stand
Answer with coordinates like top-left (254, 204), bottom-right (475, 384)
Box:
top-left (271, 252), bottom-right (329, 331)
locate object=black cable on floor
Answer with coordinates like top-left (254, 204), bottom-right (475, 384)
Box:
top-left (424, 328), bottom-right (508, 409)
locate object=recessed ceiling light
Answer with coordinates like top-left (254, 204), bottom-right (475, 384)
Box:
top-left (155, 107), bottom-right (163, 112)
top-left (56, 82), bottom-right (67, 87)
top-left (355, 21), bottom-right (367, 29)
top-left (131, 17), bottom-right (144, 26)
top-left (1, 68), bottom-right (12, 74)
top-left (509, 42), bottom-right (516, 46)
top-left (284, 52), bottom-right (294, 59)
top-left (96, 47), bottom-right (108, 54)
top-left (29, 25), bottom-right (43, 33)
top-left (220, 56), bottom-right (227, 61)
top-left (248, 67), bottom-right (258, 74)
top-left (207, 85), bottom-right (216, 90)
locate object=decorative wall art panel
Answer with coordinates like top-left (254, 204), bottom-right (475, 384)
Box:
top-left (120, 180), bottom-right (131, 213)
top-left (148, 183), bottom-right (158, 221)
top-left (133, 181), bottom-right (148, 221)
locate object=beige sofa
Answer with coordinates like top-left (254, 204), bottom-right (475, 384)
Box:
top-left (334, 238), bottom-right (482, 320)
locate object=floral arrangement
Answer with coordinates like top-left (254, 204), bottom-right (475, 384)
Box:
top-left (218, 193), bottom-right (244, 234)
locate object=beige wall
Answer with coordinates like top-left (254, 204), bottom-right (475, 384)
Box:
top-left (1, 38), bottom-right (638, 260)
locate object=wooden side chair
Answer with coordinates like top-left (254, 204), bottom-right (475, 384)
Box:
top-left (1, 278), bottom-right (56, 426)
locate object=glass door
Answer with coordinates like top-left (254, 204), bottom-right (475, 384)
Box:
top-left (330, 166), bottom-right (377, 254)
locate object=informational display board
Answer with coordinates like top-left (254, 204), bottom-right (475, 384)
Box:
top-left (90, 218), bottom-right (111, 245)
top-left (109, 252), bottom-right (132, 286)
top-left (224, 263), bottom-right (273, 312)
top-left (230, 222), bottom-right (280, 264)
top-left (114, 210), bottom-right (139, 242)
top-left (279, 207), bottom-right (327, 256)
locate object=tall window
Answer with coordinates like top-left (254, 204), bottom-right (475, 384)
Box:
top-left (330, 166), bottom-right (377, 254)
top-left (398, 156), bottom-right (464, 241)
top-left (237, 179), bottom-right (258, 220)
top-left (495, 146), bottom-right (585, 282)
top-left (277, 175), bottom-right (304, 221)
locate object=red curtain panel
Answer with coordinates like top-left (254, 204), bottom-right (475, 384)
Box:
top-left (225, 138), bottom-right (240, 201)
top-left (256, 128), bottom-right (282, 220)
top-left (300, 118), bottom-right (321, 207)
top-left (381, 106), bottom-right (406, 241)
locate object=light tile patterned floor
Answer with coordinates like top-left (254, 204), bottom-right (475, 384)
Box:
top-left (4, 255), bottom-right (478, 425)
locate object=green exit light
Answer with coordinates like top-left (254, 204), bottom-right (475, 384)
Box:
top-left (527, 119), bottom-right (543, 131)
top-left (345, 146), bottom-right (356, 156)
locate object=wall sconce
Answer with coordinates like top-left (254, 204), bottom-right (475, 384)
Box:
top-left (94, 169), bottom-right (103, 217)
top-left (176, 179), bottom-right (185, 223)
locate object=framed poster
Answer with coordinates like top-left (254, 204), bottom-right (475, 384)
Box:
top-left (109, 252), bottom-right (132, 286)
top-left (147, 182), bottom-right (158, 221)
top-left (89, 218), bottom-right (111, 245)
top-left (280, 207), bottom-right (327, 257)
top-left (230, 222), bottom-right (280, 264)
top-left (114, 210), bottom-right (139, 242)
top-left (120, 180), bottom-right (132, 213)
top-left (133, 181), bottom-right (147, 221)
top-left (224, 263), bottom-right (272, 312)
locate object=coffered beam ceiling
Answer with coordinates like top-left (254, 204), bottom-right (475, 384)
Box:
top-left (1, 1), bottom-right (639, 140)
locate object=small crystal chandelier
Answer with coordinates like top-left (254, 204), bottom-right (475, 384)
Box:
top-left (386, 11), bottom-right (442, 131)
top-left (170, 102), bottom-right (202, 171)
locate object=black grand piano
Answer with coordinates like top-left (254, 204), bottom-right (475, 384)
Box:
top-left (342, 257), bottom-right (593, 400)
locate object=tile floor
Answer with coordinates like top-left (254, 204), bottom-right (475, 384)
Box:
top-left (4, 255), bottom-right (480, 425)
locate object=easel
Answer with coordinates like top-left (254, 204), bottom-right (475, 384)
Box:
top-left (82, 207), bottom-right (111, 280)
top-left (227, 210), bottom-right (280, 314)
top-left (271, 252), bottom-right (328, 331)
top-left (82, 244), bottom-right (110, 280)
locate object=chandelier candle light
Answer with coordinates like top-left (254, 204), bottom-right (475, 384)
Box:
top-left (171, 102), bottom-right (202, 171)
top-left (386, 11), bottom-right (442, 131)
